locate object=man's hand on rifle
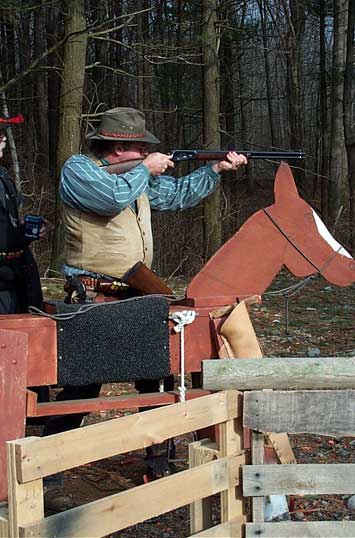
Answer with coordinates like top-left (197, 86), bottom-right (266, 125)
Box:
top-left (142, 152), bottom-right (175, 176)
top-left (212, 151), bottom-right (248, 174)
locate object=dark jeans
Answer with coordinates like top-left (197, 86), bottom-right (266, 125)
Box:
top-left (42, 383), bottom-right (102, 436)
top-left (42, 377), bottom-right (174, 436)
top-left (135, 375), bottom-right (175, 413)
top-left (134, 374), bottom-right (174, 394)
top-left (0, 288), bottom-right (17, 314)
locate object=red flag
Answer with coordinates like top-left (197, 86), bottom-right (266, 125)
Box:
top-left (0, 114), bottom-right (25, 124)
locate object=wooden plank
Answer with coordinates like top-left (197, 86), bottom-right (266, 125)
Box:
top-left (0, 329), bottom-right (28, 501)
top-left (246, 521), bottom-right (355, 537)
top-left (6, 441), bottom-right (43, 538)
top-left (16, 390), bottom-right (240, 483)
top-left (27, 389), bottom-right (211, 417)
top-left (251, 431), bottom-right (264, 523)
top-left (191, 517), bottom-right (244, 537)
top-left (189, 439), bottom-right (218, 534)
top-left (244, 390), bottom-right (355, 436)
top-left (0, 502), bottom-right (8, 538)
top-left (19, 456), bottom-right (241, 538)
top-left (203, 357), bottom-right (355, 391)
top-left (219, 397), bottom-right (246, 533)
top-left (243, 464), bottom-right (355, 496)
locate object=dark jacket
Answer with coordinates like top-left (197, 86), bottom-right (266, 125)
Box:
top-left (0, 167), bottom-right (42, 310)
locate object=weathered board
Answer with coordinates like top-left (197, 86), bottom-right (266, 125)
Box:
top-left (245, 521), bottom-right (355, 537)
top-left (203, 357), bottom-right (355, 391)
top-left (244, 390), bottom-right (355, 436)
top-left (243, 464), bottom-right (355, 496)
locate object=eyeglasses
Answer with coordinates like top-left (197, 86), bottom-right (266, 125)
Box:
top-left (122, 142), bottom-right (147, 154)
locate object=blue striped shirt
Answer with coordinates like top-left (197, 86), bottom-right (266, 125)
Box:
top-left (59, 154), bottom-right (219, 215)
top-left (59, 154), bottom-right (220, 277)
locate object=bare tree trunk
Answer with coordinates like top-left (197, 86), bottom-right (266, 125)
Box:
top-left (51, 0), bottom-right (88, 270)
top-left (46, 7), bottom-right (62, 181)
top-left (136, 0), bottom-right (145, 110)
top-left (257, 0), bottom-right (277, 148)
top-left (344, 0), bottom-right (355, 254)
top-left (202, 0), bottom-right (222, 259)
top-left (319, 0), bottom-right (329, 221)
top-left (34, 4), bottom-right (49, 175)
top-left (0, 70), bottom-right (21, 188)
top-left (328, 0), bottom-right (348, 223)
top-left (285, 0), bottom-right (306, 189)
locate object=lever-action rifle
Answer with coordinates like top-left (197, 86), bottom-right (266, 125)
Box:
top-left (102, 149), bottom-right (305, 175)
top-left (170, 149), bottom-right (305, 162)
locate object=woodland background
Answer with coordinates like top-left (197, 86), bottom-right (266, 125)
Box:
top-left (0, 0), bottom-right (354, 278)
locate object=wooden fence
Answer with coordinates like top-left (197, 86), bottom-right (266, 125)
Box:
top-left (2, 356), bottom-right (355, 538)
top-left (0, 390), bottom-right (246, 538)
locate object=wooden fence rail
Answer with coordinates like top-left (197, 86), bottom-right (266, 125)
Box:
top-left (203, 356), bottom-right (355, 390)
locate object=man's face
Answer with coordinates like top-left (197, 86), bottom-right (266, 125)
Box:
top-left (0, 133), bottom-right (7, 159)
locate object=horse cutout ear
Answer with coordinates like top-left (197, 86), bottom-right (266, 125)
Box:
top-left (274, 162), bottom-right (300, 204)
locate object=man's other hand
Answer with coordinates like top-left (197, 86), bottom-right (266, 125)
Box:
top-left (212, 152), bottom-right (248, 174)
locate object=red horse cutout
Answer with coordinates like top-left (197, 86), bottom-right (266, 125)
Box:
top-left (186, 162), bottom-right (355, 303)
top-left (169, 162), bottom-right (355, 371)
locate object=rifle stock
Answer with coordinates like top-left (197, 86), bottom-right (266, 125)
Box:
top-left (121, 261), bottom-right (173, 295)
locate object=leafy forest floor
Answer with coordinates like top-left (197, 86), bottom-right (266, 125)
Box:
top-left (28, 270), bottom-right (354, 537)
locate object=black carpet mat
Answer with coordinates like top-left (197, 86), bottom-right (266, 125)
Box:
top-left (53, 296), bottom-right (170, 386)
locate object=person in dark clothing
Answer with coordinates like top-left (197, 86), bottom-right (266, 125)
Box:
top-left (0, 115), bottom-right (70, 511)
top-left (0, 114), bottom-right (44, 314)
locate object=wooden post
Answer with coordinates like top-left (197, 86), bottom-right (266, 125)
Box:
top-left (219, 391), bottom-right (246, 536)
top-left (7, 440), bottom-right (44, 538)
top-left (189, 439), bottom-right (219, 534)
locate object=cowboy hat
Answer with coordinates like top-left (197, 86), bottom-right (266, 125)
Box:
top-left (86, 107), bottom-right (160, 144)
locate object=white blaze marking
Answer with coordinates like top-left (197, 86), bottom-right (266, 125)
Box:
top-left (313, 210), bottom-right (352, 259)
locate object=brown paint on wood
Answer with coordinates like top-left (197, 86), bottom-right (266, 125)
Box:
top-left (0, 315), bottom-right (56, 386)
top-left (26, 389), bottom-right (211, 417)
top-left (0, 330), bottom-right (28, 501)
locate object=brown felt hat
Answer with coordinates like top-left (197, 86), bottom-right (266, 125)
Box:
top-left (86, 107), bottom-right (160, 144)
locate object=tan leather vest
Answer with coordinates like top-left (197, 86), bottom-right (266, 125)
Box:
top-left (62, 193), bottom-right (153, 278)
